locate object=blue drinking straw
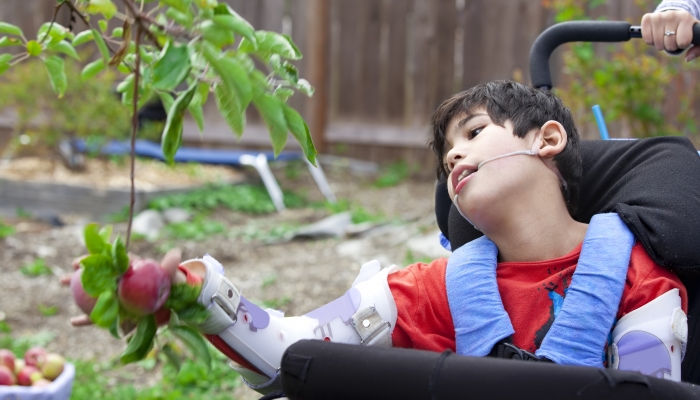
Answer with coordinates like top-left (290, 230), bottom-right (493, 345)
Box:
top-left (592, 104), bottom-right (610, 140)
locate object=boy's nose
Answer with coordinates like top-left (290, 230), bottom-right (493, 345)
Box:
top-left (446, 147), bottom-right (466, 172)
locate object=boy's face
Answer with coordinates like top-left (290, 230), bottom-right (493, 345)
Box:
top-left (444, 108), bottom-right (541, 225)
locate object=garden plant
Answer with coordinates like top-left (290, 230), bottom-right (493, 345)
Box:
top-left (0, 0), bottom-right (317, 375)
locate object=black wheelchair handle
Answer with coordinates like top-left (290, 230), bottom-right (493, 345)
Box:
top-left (529, 20), bottom-right (700, 90)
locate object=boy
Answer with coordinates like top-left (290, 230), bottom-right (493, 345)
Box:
top-left (69, 81), bottom-right (689, 392)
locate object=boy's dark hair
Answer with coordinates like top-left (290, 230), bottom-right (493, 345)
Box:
top-left (428, 80), bottom-right (582, 214)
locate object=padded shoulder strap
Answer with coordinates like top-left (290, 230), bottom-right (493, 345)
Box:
top-left (536, 213), bottom-right (634, 367)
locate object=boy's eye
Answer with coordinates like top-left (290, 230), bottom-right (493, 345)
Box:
top-left (469, 126), bottom-right (483, 139)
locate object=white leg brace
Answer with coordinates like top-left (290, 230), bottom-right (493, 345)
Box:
top-left (182, 256), bottom-right (399, 394)
top-left (608, 288), bottom-right (688, 382)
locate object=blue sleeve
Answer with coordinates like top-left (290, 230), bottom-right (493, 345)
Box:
top-left (656, 0), bottom-right (700, 19)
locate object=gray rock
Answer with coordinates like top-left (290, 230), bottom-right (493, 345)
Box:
top-left (132, 209), bottom-right (164, 240)
top-left (405, 230), bottom-right (452, 259)
top-left (292, 212), bottom-right (353, 239)
top-left (163, 207), bottom-right (191, 224)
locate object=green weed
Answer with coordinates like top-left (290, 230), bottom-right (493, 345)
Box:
top-left (20, 258), bottom-right (52, 277)
top-left (403, 250), bottom-right (434, 266)
top-left (162, 217), bottom-right (226, 241)
top-left (374, 161), bottom-right (411, 188)
top-left (15, 207), bottom-right (31, 219)
top-left (0, 220), bottom-right (14, 239)
top-left (262, 296), bottom-right (291, 310)
top-left (149, 184), bottom-right (306, 214)
top-left (37, 304), bottom-right (59, 316)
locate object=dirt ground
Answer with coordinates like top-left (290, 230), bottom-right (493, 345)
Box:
top-left (0, 158), bottom-right (439, 397)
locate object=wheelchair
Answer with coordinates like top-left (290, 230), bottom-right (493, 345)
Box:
top-left (269, 21), bottom-right (700, 400)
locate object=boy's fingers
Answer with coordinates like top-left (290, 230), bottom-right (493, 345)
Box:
top-left (160, 248), bottom-right (183, 282)
top-left (71, 255), bottom-right (87, 271)
top-left (59, 272), bottom-right (74, 286)
top-left (70, 315), bottom-right (93, 327)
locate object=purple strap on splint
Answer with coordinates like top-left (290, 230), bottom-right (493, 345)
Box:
top-left (304, 287), bottom-right (361, 326)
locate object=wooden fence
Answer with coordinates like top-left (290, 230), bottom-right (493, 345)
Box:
top-left (0, 0), bottom-right (672, 168)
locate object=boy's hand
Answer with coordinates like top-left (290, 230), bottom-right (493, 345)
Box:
top-left (60, 248), bottom-right (187, 327)
top-left (641, 10), bottom-right (700, 62)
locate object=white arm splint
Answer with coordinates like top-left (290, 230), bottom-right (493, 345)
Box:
top-left (183, 257), bottom-right (399, 392)
top-left (608, 288), bottom-right (687, 382)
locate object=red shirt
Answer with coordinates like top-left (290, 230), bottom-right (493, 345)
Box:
top-left (388, 242), bottom-right (687, 353)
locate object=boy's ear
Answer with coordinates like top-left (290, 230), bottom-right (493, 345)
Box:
top-left (537, 120), bottom-right (567, 158)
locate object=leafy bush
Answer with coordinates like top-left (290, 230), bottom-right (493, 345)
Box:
top-left (0, 56), bottom-right (131, 153)
top-left (19, 258), bottom-right (52, 277)
top-left (546, 0), bottom-right (700, 139)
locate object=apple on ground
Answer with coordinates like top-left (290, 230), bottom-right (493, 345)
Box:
top-left (118, 259), bottom-right (171, 317)
top-left (17, 365), bottom-right (42, 386)
top-left (14, 359), bottom-right (25, 375)
top-left (70, 268), bottom-right (98, 315)
top-left (32, 378), bottom-right (52, 387)
top-left (0, 349), bottom-right (15, 372)
top-left (40, 353), bottom-right (64, 380)
top-left (24, 347), bottom-right (47, 367)
top-left (0, 365), bottom-right (15, 386)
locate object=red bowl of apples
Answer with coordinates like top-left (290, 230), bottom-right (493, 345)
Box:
top-left (0, 347), bottom-right (75, 400)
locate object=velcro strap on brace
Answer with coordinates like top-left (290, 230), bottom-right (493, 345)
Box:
top-left (192, 259), bottom-right (242, 334)
top-left (351, 306), bottom-right (392, 347)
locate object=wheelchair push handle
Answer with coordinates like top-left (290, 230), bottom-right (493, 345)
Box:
top-left (529, 20), bottom-right (700, 90)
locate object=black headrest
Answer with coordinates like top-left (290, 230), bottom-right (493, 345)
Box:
top-left (435, 137), bottom-right (700, 273)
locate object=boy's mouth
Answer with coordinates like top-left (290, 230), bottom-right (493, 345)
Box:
top-left (451, 164), bottom-right (478, 196)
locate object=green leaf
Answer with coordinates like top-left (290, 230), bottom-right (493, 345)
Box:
top-left (92, 29), bottom-right (110, 61)
top-left (254, 94), bottom-right (288, 156)
top-left (269, 54), bottom-right (298, 84)
top-left (116, 74), bottom-right (134, 93)
top-left (0, 23), bottom-right (23, 37)
top-left (90, 291), bottom-right (119, 328)
top-left (120, 315), bottom-right (157, 364)
top-left (157, 91), bottom-right (175, 113)
top-left (87, 0), bottom-right (118, 20)
top-left (37, 22), bottom-right (67, 44)
top-left (274, 87), bottom-right (294, 102)
top-left (112, 27), bottom-right (123, 38)
top-left (0, 53), bottom-right (12, 76)
top-left (112, 236), bottom-right (129, 274)
top-left (26, 40), bottom-right (41, 57)
top-left (162, 343), bottom-right (182, 372)
top-left (43, 56), bottom-right (67, 98)
top-left (165, 282), bottom-right (202, 311)
top-left (72, 30), bottom-right (94, 46)
top-left (47, 40), bottom-right (79, 60)
top-left (152, 40), bottom-right (191, 91)
top-left (170, 325), bottom-right (211, 371)
top-left (84, 223), bottom-right (106, 254)
top-left (98, 225), bottom-right (113, 242)
top-left (175, 304), bottom-right (208, 325)
top-left (160, 0), bottom-right (193, 13)
top-left (162, 83), bottom-right (198, 164)
top-left (295, 79), bottom-right (314, 97)
top-left (214, 83), bottom-right (244, 136)
top-left (109, 317), bottom-right (120, 339)
top-left (188, 99), bottom-right (204, 132)
top-left (165, 8), bottom-right (193, 28)
top-left (0, 37), bottom-right (22, 48)
top-left (211, 14), bottom-right (257, 49)
top-left (240, 31), bottom-right (302, 60)
top-left (199, 20), bottom-right (234, 48)
top-left (80, 254), bottom-right (117, 297)
top-left (283, 104), bottom-right (316, 165)
top-left (202, 43), bottom-right (252, 108)
top-left (81, 58), bottom-right (106, 81)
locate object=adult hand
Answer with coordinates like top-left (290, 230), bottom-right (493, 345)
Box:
top-left (60, 248), bottom-right (186, 327)
top-left (641, 10), bottom-right (700, 62)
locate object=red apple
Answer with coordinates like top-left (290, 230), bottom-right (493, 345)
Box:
top-left (71, 268), bottom-right (98, 314)
top-left (40, 353), bottom-right (64, 380)
top-left (17, 365), bottom-right (42, 386)
top-left (0, 349), bottom-right (15, 372)
top-left (154, 306), bottom-right (171, 327)
top-left (24, 347), bottom-right (47, 367)
top-left (32, 378), bottom-right (52, 387)
top-left (0, 365), bottom-right (15, 386)
top-left (118, 259), bottom-right (171, 317)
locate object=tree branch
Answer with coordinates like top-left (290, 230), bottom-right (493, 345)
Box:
top-left (125, 25), bottom-right (142, 250)
top-left (40, 2), bottom-right (64, 45)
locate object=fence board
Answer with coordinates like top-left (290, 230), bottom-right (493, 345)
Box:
top-left (434, 0), bottom-right (457, 108)
top-left (410, 0), bottom-right (436, 125)
top-left (337, 0), bottom-right (362, 119)
top-left (382, 0), bottom-right (409, 122)
top-left (360, 0), bottom-right (382, 121)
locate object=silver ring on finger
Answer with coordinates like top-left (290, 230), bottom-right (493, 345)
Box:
top-left (665, 30), bottom-right (677, 36)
